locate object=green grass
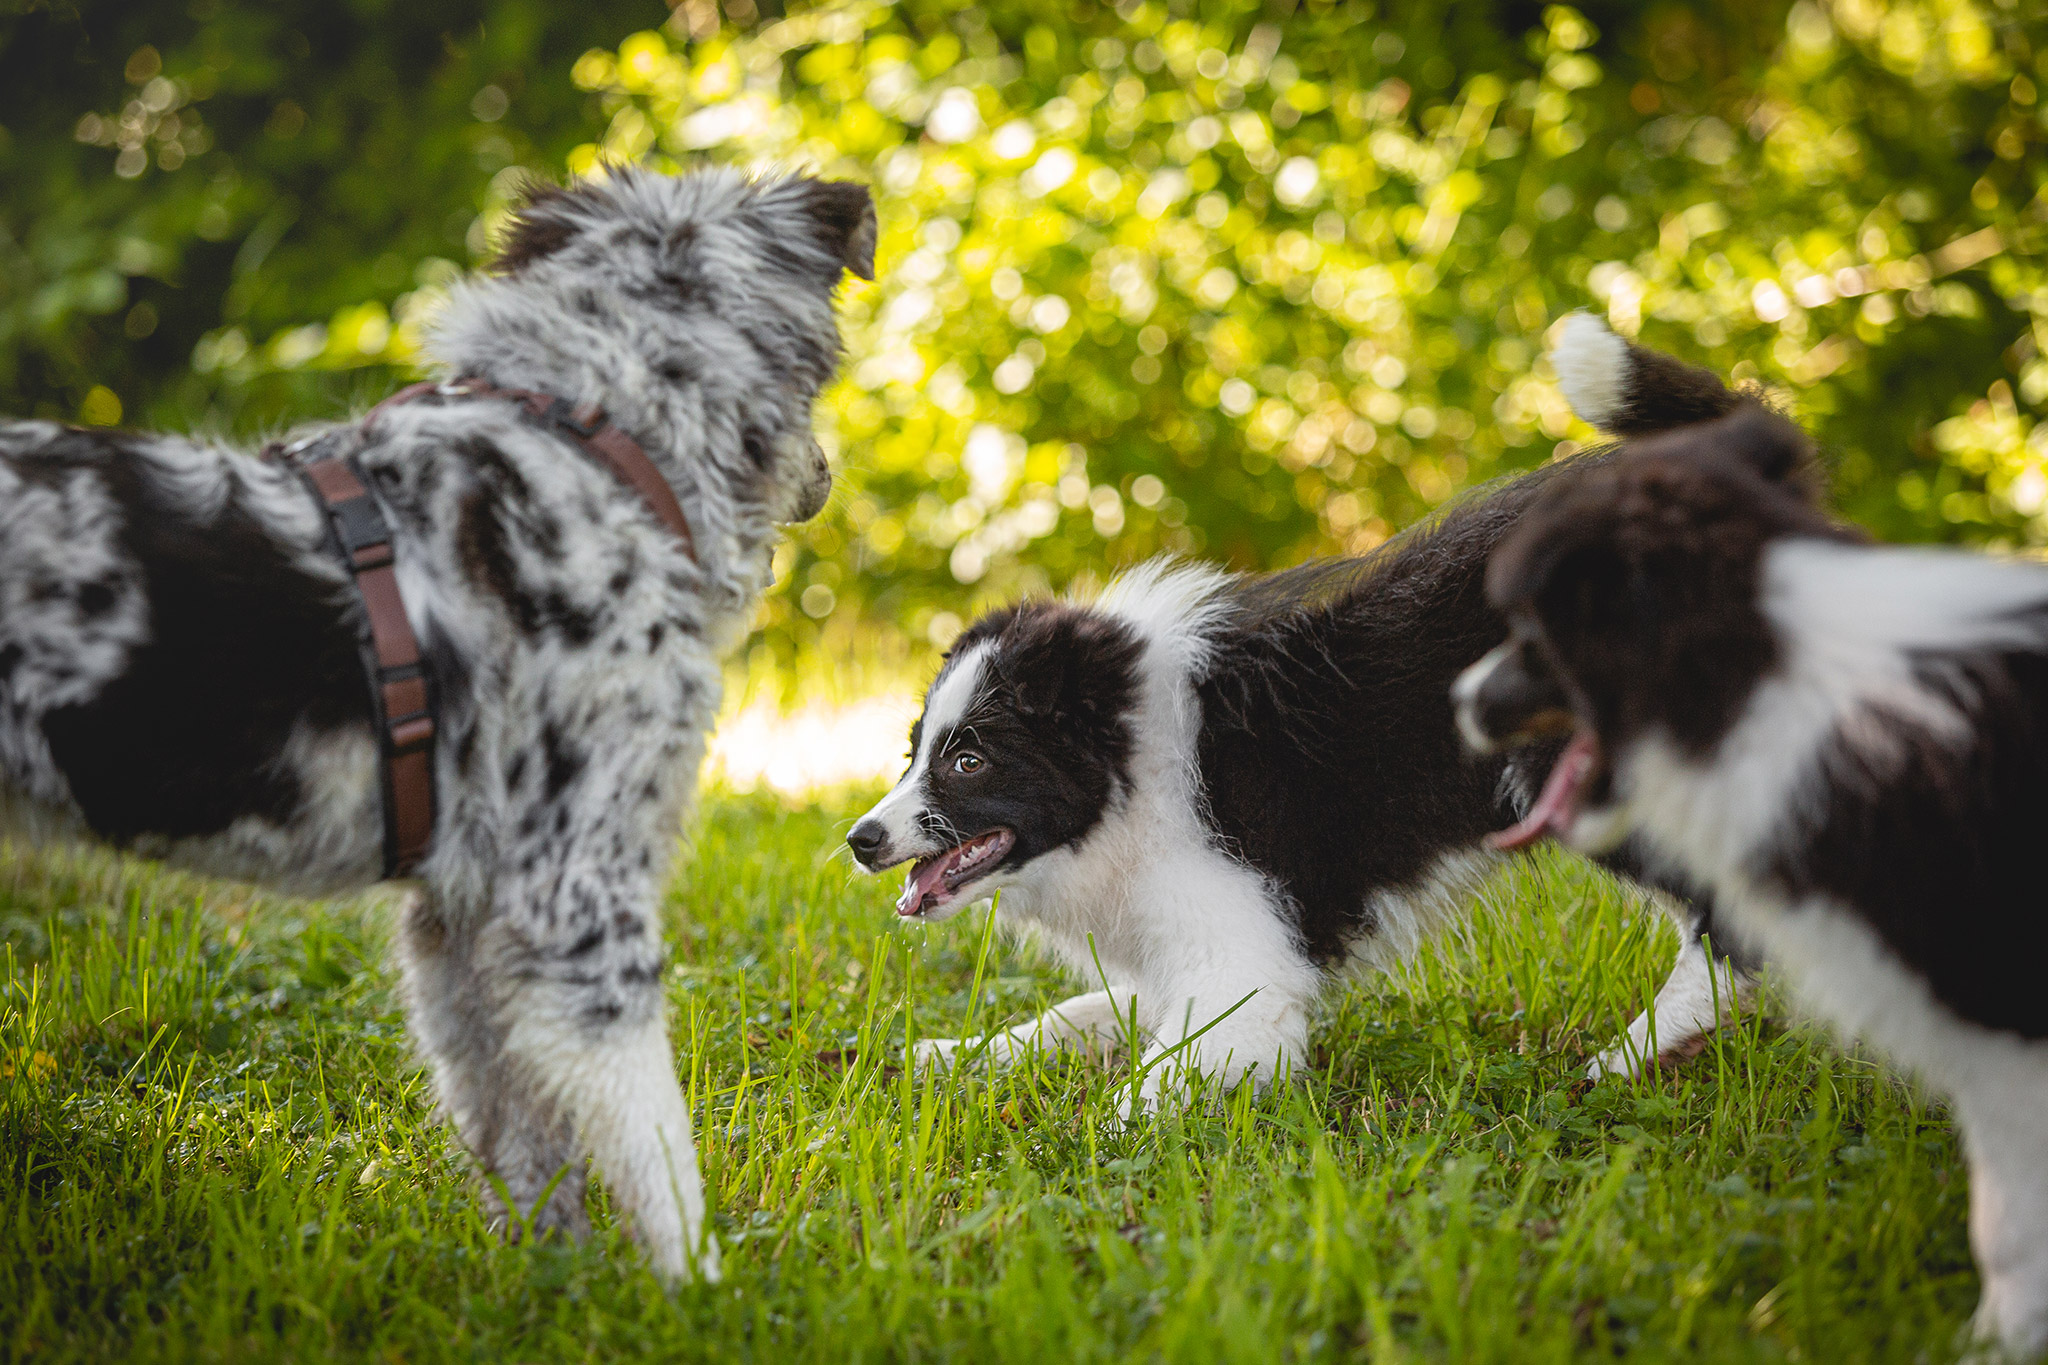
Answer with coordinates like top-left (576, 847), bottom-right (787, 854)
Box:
top-left (1, 787), bottom-right (1978, 1362)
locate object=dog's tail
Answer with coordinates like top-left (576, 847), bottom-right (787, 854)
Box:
top-left (1547, 312), bottom-right (1745, 437)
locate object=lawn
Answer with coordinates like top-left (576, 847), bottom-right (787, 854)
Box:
top-left (1, 787), bottom-right (1977, 1363)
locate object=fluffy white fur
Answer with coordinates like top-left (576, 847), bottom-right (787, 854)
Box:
top-left (1550, 311), bottom-right (1632, 428)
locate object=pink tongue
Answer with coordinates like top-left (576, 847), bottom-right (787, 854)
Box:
top-left (897, 849), bottom-right (960, 916)
top-left (1487, 731), bottom-right (1599, 852)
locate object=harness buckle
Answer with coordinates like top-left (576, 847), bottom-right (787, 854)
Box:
top-left (544, 395), bottom-right (606, 439)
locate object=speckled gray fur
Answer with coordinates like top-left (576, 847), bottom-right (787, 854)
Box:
top-left (0, 166), bottom-right (875, 1279)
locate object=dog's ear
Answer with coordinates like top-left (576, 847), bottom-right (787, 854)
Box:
top-left (1720, 403), bottom-right (1814, 488)
top-left (802, 179), bottom-right (878, 281)
top-left (492, 180), bottom-right (591, 274)
top-left (995, 609), bottom-right (1135, 722)
top-left (995, 628), bottom-right (1068, 719)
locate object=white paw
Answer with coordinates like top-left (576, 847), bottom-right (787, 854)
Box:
top-left (1964, 1288), bottom-right (2048, 1365)
top-left (692, 1233), bottom-right (723, 1284)
top-left (1586, 1028), bottom-right (1711, 1082)
top-left (643, 1227), bottom-right (721, 1285)
top-left (912, 1037), bottom-right (963, 1071)
top-left (1585, 1041), bottom-right (1647, 1082)
top-left (1549, 311), bottom-right (1630, 429)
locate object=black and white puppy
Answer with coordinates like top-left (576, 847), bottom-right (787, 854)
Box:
top-left (1456, 316), bottom-right (2048, 1360)
top-left (0, 167), bottom-right (875, 1280)
top-left (846, 437), bottom-right (1754, 1110)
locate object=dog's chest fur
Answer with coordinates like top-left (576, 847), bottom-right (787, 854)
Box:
top-left (0, 401), bottom-right (734, 905)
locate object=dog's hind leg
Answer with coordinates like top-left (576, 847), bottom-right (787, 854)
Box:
top-left (396, 891), bottom-right (591, 1242)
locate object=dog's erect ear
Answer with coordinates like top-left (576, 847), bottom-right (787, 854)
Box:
top-left (492, 181), bottom-right (589, 274)
top-left (995, 609), bottom-right (1136, 721)
top-left (996, 631), bottom-right (1067, 719)
top-left (803, 179), bottom-right (878, 281)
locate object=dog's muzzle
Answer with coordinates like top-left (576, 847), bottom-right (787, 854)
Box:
top-left (787, 436), bottom-right (832, 524)
top-left (846, 818), bottom-right (890, 870)
top-left (1452, 639), bottom-right (1575, 754)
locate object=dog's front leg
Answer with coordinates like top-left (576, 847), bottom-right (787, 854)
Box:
top-left (397, 891), bottom-right (590, 1242)
top-left (1587, 934), bottom-right (1753, 1081)
top-left (1955, 1075), bottom-right (2048, 1362)
top-left (479, 885), bottom-right (717, 1285)
top-left (504, 996), bottom-right (716, 1284)
top-left (1119, 869), bottom-right (1320, 1116)
top-left (1132, 976), bottom-right (1312, 1115)
top-left (914, 987), bottom-right (1137, 1072)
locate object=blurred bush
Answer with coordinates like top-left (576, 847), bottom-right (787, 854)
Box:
top-left (0, 0), bottom-right (664, 433)
top-left (6, 0), bottom-right (2047, 676)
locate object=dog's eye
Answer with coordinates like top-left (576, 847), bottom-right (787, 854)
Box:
top-left (951, 753), bottom-right (985, 775)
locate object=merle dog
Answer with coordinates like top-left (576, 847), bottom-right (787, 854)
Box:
top-left (1457, 315), bottom-right (2048, 1359)
top-left (0, 167), bottom-right (875, 1280)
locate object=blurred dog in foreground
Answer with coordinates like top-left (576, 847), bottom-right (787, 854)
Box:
top-left (1457, 315), bottom-right (2048, 1360)
top-left (844, 365), bottom-right (1761, 1110)
top-left (0, 167), bottom-right (875, 1279)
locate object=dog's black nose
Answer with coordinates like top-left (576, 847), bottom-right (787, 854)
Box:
top-left (846, 821), bottom-right (887, 868)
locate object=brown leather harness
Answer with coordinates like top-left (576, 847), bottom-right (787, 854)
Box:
top-left (273, 379), bottom-right (695, 878)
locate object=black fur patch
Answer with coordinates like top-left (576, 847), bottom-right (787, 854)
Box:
top-left (491, 180), bottom-right (589, 275)
top-left (35, 432), bottom-right (367, 843)
top-left (1197, 478), bottom-right (1564, 962)
top-left (801, 179), bottom-right (878, 281)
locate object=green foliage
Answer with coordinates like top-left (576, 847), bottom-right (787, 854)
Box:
top-left (6, 1), bottom-right (2048, 666)
top-left (0, 800), bottom-right (1983, 1361)
top-left (561, 0), bottom-right (2048, 662)
top-left (0, 0), bottom-right (666, 432)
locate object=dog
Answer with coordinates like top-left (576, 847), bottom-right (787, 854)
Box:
top-left (844, 440), bottom-right (1756, 1112)
top-left (1455, 314), bottom-right (2048, 1359)
top-left (0, 166), bottom-right (876, 1280)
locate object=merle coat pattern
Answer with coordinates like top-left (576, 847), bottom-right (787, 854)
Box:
top-left (1456, 314), bottom-right (2048, 1360)
top-left (844, 454), bottom-right (1756, 1113)
top-left (0, 167), bottom-right (876, 1281)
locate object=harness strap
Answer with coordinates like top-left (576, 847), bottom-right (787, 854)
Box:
top-left (372, 378), bottom-right (698, 561)
top-left (294, 452), bottom-right (436, 878)
top-left (269, 377), bottom-right (694, 879)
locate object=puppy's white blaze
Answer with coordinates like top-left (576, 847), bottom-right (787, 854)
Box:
top-left (1450, 642), bottom-right (1511, 754)
top-left (1549, 311), bottom-right (1630, 428)
top-left (860, 639), bottom-right (994, 858)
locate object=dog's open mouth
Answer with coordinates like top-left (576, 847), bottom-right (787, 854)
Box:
top-left (896, 829), bottom-right (1015, 918)
top-left (1487, 730), bottom-right (1603, 852)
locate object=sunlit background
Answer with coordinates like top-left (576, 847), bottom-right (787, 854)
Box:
top-left (6, 0), bottom-right (2046, 777)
